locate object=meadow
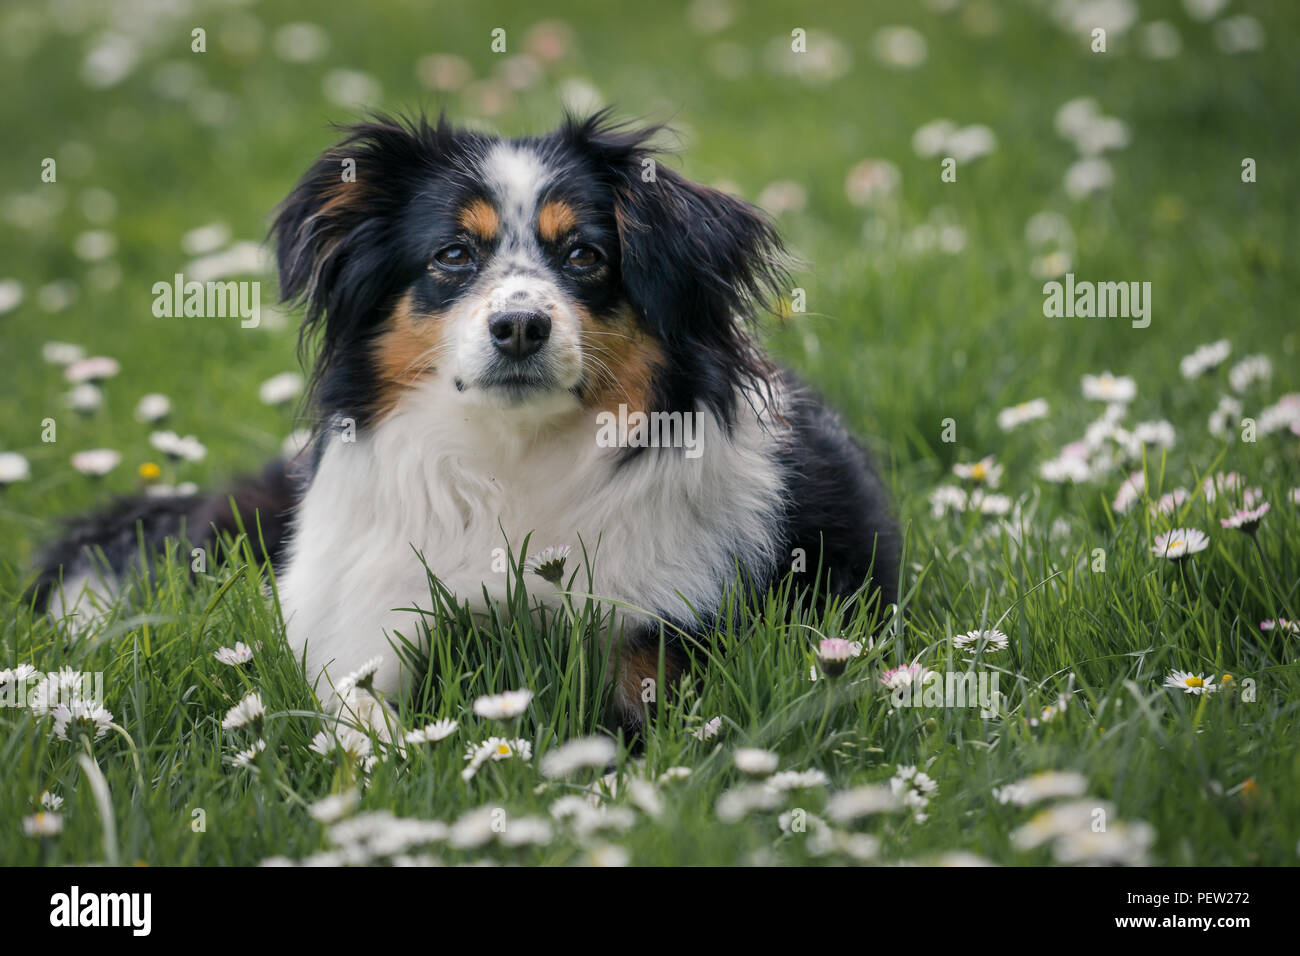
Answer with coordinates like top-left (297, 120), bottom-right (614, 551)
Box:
top-left (1, 0), bottom-right (1298, 867)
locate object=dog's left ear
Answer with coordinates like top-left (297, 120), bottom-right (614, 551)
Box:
top-left (568, 112), bottom-right (789, 416)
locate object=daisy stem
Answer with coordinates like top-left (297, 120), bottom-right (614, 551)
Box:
top-left (108, 721), bottom-right (146, 796)
top-left (813, 679), bottom-right (836, 744)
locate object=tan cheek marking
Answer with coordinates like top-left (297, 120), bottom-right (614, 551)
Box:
top-left (579, 305), bottom-right (664, 415)
top-left (372, 293), bottom-right (447, 416)
top-left (537, 200), bottom-right (578, 242)
top-left (618, 642), bottom-right (683, 716)
top-left (458, 199), bottom-right (499, 241)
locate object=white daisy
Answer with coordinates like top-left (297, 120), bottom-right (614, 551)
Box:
top-left (1150, 528), bottom-right (1210, 561)
top-left (1228, 355), bottom-right (1271, 393)
top-left (767, 769), bottom-right (829, 791)
top-left (404, 718), bottom-right (458, 746)
top-left (824, 785), bottom-right (900, 823)
top-left (1208, 395), bottom-right (1243, 439)
top-left (1063, 157), bottom-right (1113, 199)
top-left (540, 735), bottom-right (616, 777)
top-left (500, 815), bottom-right (555, 848)
top-left (1081, 372), bottom-right (1136, 403)
top-left (1260, 618), bottom-right (1299, 634)
top-left (472, 688), bottom-right (533, 721)
top-left (40, 790), bottom-right (63, 811)
top-left (0, 452), bottom-right (31, 485)
top-left (23, 812), bottom-right (63, 837)
top-left (42, 341), bottom-right (85, 365)
top-left (66, 384), bottom-right (104, 412)
top-left (221, 692), bottom-right (265, 730)
top-left (1179, 339), bottom-right (1231, 379)
top-left (1163, 670), bottom-right (1217, 695)
top-left (308, 790), bottom-right (359, 823)
top-left (733, 748), bottom-right (779, 776)
top-left (658, 766), bottom-right (693, 784)
top-left (149, 430), bottom-right (206, 463)
top-left (524, 545), bottom-right (571, 584)
top-left (996, 399), bottom-right (1049, 431)
top-left (71, 449), bottom-right (121, 477)
top-left (258, 371), bottom-right (304, 406)
top-left (993, 771), bottom-right (1089, 807)
top-left (213, 642), bottom-right (255, 666)
top-left (716, 783), bottom-right (783, 822)
top-left (1039, 455), bottom-right (1091, 484)
top-left (134, 393), bottom-right (171, 423)
top-left (229, 739), bottom-right (267, 768)
top-left (1052, 820), bottom-right (1155, 866)
top-left (929, 484), bottom-right (968, 518)
top-left (335, 656), bottom-right (384, 697)
top-left (953, 456), bottom-right (1002, 487)
top-left (51, 699), bottom-right (114, 741)
top-left (953, 628), bottom-right (1009, 652)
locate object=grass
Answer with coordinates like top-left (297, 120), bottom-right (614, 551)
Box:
top-left (2, 0), bottom-right (1299, 866)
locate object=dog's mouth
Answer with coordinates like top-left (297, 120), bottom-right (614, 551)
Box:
top-left (457, 368), bottom-right (556, 401)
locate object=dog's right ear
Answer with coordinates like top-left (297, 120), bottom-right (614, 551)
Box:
top-left (271, 114), bottom-right (462, 355)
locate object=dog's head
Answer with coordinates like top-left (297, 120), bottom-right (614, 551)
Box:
top-left (272, 110), bottom-right (787, 432)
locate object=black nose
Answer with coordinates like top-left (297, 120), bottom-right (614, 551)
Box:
top-left (488, 311), bottom-right (551, 360)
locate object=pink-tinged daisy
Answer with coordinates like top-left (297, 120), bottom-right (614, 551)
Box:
top-left (816, 638), bottom-right (856, 677)
top-left (1150, 528), bottom-right (1209, 561)
top-left (1111, 471), bottom-right (1146, 514)
top-left (953, 456), bottom-right (1002, 487)
top-left (1149, 488), bottom-right (1191, 517)
top-left (1260, 619), bottom-right (1299, 634)
top-left (404, 718), bottom-right (458, 746)
top-left (1201, 471), bottom-right (1244, 502)
top-left (71, 449), bottom-right (121, 477)
top-left (953, 628), bottom-right (1009, 652)
top-left (213, 642), bottom-right (255, 666)
top-left (879, 663), bottom-right (934, 690)
top-left (64, 356), bottom-right (120, 384)
top-left (691, 716), bottom-right (723, 741)
top-left (472, 688), bottom-right (533, 721)
top-left (1221, 502), bottom-right (1269, 534)
top-left (1081, 372), bottom-right (1136, 403)
top-left (1163, 670), bottom-right (1217, 695)
top-left (996, 399), bottom-right (1049, 432)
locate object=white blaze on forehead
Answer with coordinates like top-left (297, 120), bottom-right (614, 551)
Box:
top-left (484, 143), bottom-right (549, 233)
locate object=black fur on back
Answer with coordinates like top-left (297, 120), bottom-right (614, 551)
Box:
top-left (27, 459), bottom-right (300, 610)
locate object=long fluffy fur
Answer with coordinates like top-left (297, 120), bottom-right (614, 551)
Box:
top-left (31, 110), bottom-right (900, 738)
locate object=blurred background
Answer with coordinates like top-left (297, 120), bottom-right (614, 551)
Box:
top-left (1, 0), bottom-right (1296, 583)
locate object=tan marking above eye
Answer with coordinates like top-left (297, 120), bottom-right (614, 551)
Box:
top-left (537, 200), bottom-right (579, 242)
top-left (458, 199), bottom-right (499, 240)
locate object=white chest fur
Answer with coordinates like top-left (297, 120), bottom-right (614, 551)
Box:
top-left (277, 378), bottom-right (788, 702)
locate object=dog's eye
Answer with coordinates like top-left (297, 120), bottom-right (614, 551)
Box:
top-left (565, 245), bottom-right (601, 269)
top-left (432, 245), bottom-right (475, 270)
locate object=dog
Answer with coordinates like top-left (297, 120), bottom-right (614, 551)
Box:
top-left (33, 111), bottom-right (900, 739)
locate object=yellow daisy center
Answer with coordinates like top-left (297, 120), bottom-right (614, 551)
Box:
top-left (971, 463), bottom-right (987, 480)
top-left (1185, 676), bottom-right (1203, 688)
top-left (1170, 540), bottom-right (1185, 549)
top-left (496, 744), bottom-right (511, 756)
top-left (138, 462), bottom-right (161, 481)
